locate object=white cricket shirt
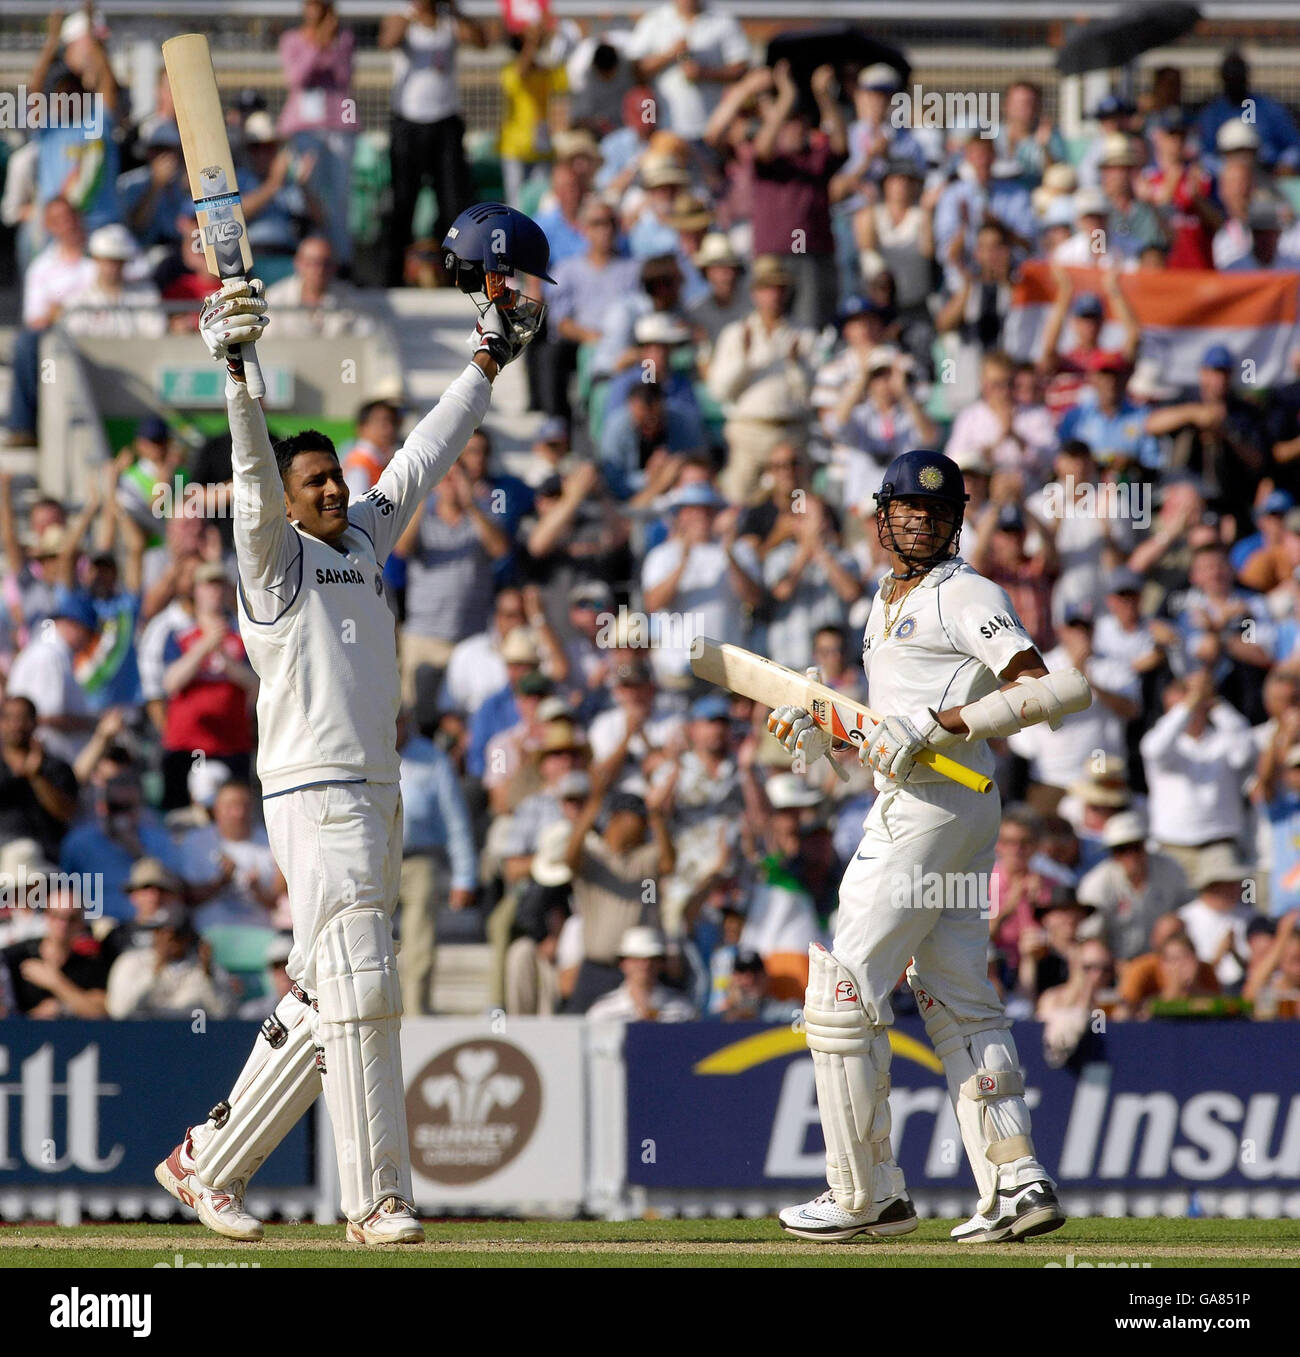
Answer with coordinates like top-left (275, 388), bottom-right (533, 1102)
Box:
top-left (861, 555), bottom-right (1039, 790)
top-left (229, 363), bottom-right (491, 796)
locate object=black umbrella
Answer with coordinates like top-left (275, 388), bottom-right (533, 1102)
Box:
top-left (1057, 2), bottom-right (1201, 76)
top-left (765, 25), bottom-right (911, 109)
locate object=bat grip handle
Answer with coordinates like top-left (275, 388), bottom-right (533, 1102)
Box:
top-left (233, 341), bottom-right (266, 400)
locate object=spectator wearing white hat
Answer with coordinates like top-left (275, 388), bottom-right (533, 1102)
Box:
top-left (584, 925), bottom-right (696, 1021)
top-left (1177, 845), bottom-right (1257, 991)
top-left (1050, 187), bottom-right (1115, 267)
top-left (0, 838), bottom-right (63, 949)
top-left (1076, 810), bottom-right (1190, 961)
top-left (603, 310), bottom-right (705, 433)
top-left (63, 225), bottom-right (165, 341)
top-left (708, 254), bottom-right (818, 503)
top-left (688, 234), bottom-right (749, 353)
top-left (1195, 52), bottom-right (1300, 177)
top-left (838, 64), bottom-right (928, 191)
top-left (641, 482), bottom-right (761, 683)
top-left (106, 903), bottom-right (236, 1020)
top-left (505, 819), bottom-right (575, 1015)
top-left (1093, 134), bottom-right (1165, 264)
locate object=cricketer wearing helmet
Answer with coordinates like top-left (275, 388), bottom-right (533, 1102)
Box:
top-left (769, 450), bottom-right (1091, 1244)
top-left (155, 205), bottom-right (551, 1246)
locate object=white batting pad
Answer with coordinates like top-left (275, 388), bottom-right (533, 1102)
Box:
top-left (314, 909), bottom-right (412, 1221)
top-left (907, 965), bottom-right (1049, 1211)
top-left (191, 984), bottom-right (321, 1190)
top-left (803, 944), bottom-right (905, 1212)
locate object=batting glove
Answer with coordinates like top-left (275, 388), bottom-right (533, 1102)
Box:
top-left (469, 293), bottom-right (547, 368)
top-left (863, 711), bottom-right (954, 782)
top-left (767, 704), bottom-right (832, 768)
top-left (199, 278), bottom-right (268, 365)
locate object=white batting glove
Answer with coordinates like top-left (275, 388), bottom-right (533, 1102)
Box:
top-left (468, 294), bottom-right (547, 368)
top-left (863, 710), bottom-right (957, 781)
top-left (767, 704), bottom-right (831, 766)
top-left (199, 278), bottom-right (268, 364)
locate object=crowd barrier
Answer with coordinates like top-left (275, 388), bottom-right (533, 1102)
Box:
top-left (1, 1017), bottom-right (1297, 1222)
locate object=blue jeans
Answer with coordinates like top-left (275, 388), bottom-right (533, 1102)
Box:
top-left (290, 129), bottom-right (355, 267)
top-left (7, 327), bottom-right (41, 437)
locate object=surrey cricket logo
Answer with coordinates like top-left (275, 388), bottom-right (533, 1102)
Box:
top-left (406, 1040), bottom-right (541, 1184)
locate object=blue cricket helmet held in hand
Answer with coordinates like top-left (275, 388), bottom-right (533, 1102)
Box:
top-left (442, 202), bottom-right (557, 299)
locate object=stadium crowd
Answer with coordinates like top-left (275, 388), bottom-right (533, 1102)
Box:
top-left (2, 3), bottom-right (1300, 1035)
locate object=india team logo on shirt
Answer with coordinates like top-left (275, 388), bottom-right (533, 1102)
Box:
top-left (895, 617), bottom-right (917, 639)
top-left (919, 465), bottom-right (944, 491)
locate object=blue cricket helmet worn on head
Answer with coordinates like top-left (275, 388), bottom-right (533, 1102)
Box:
top-left (874, 450), bottom-right (969, 577)
top-left (442, 202), bottom-right (557, 298)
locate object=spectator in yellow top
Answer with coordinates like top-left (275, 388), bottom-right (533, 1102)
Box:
top-left (500, 20), bottom-right (569, 210)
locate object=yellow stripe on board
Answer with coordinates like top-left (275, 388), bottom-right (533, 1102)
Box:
top-left (693, 1027), bottom-right (943, 1075)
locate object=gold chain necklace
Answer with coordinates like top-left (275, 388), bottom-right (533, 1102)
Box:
top-left (881, 576), bottom-right (915, 639)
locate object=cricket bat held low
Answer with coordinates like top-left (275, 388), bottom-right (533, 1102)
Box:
top-left (691, 637), bottom-right (993, 795)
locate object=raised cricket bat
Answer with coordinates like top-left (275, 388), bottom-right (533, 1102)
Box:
top-left (163, 33), bottom-right (265, 399)
top-left (691, 637), bottom-right (993, 795)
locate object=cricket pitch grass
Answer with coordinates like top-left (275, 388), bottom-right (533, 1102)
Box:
top-left (2, 1217), bottom-right (1298, 1268)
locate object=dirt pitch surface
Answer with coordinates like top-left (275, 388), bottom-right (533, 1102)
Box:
top-left (3, 1218), bottom-right (1298, 1268)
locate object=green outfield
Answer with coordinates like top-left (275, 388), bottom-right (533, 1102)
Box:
top-left (2, 1217), bottom-right (1297, 1269)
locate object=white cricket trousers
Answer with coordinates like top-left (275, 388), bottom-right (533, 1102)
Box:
top-left (834, 778), bottom-right (1005, 1029)
top-left (264, 781), bottom-right (404, 993)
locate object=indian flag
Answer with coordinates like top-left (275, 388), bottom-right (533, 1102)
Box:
top-left (1004, 262), bottom-right (1300, 390)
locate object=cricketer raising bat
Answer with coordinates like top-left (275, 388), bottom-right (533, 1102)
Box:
top-left (691, 636), bottom-right (994, 795)
top-left (163, 32), bottom-right (266, 399)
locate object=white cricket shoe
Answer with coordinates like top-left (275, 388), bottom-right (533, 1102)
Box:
top-left (155, 1132), bottom-right (263, 1241)
top-left (345, 1196), bottom-right (426, 1245)
top-left (951, 1181), bottom-right (1065, 1243)
top-left (779, 1189), bottom-right (918, 1242)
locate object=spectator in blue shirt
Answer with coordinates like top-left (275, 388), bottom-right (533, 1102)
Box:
top-left (603, 311), bottom-right (704, 422)
top-left (467, 650), bottom-right (551, 779)
top-left (933, 134), bottom-right (1037, 287)
top-left (533, 159), bottom-right (590, 268)
top-left (601, 382), bottom-right (707, 501)
top-left (397, 710), bottom-right (480, 1014)
top-left (539, 197), bottom-right (640, 421)
top-left (117, 122), bottom-right (190, 248)
top-left (1195, 51), bottom-right (1300, 174)
top-left (60, 772), bottom-right (185, 922)
top-left (1059, 353), bottom-right (1162, 470)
